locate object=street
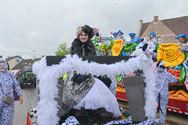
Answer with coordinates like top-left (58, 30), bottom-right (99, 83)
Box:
top-left (166, 112), bottom-right (188, 125)
top-left (13, 88), bottom-right (37, 125)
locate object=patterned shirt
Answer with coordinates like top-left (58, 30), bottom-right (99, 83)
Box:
top-left (0, 72), bottom-right (22, 105)
top-left (156, 70), bottom-right (177, 93)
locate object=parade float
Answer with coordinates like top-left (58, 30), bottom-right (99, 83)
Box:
top-left (32, 54), bottom-right (156, 125)
top-left (92, 31), bottom-right (188, 115)
top-left (116, 43), bottom-right (188, 115)
top-left (29, 30), bottom-right (188, 125)
top-left (157, 43), bottom-right (188, 115)
top-left (32, 39), bottom-right (158, 125)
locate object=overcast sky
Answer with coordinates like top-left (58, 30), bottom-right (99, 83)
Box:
top-left (0, 0), bottom-right (187, 59)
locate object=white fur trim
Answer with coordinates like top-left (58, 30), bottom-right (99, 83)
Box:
top-left (33, 52), bottom-right (157, 125)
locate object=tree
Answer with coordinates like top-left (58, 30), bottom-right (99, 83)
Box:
top-left (55, 42), bottom-right (69, 56)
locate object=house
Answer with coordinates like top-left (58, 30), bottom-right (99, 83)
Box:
top-left (12, 59), bottom-right (36, 72)
top-left (138, 16), bottom-right (188, 43)
top-left (6, 56), bottom-right (23, 70)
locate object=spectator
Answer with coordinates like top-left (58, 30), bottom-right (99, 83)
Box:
top-left (0, 58), bottom-right (23, 125)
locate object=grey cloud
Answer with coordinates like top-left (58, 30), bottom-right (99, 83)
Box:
top-left (0, 0), bottom-right (187, 58)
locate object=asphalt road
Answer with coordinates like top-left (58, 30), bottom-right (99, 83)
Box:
top-left (13, 88), bottom-right (37, 125)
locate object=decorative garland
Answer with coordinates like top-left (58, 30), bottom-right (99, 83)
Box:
top-left (33, 51), bottom-right (157, 125)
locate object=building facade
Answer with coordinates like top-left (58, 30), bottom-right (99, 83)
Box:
top-left (138, 16), bottom-right (188, 43)
top-left (6, 56), bottom-right (23, 70)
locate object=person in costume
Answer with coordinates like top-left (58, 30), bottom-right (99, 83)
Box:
top-left (148, 32), bottom-right (157, 49)
top-left (147, 32), bottom-right (158, 62)
top-left (111, 30), bottom-right (127, 56)
top-left (155, 61), bottom-right (177, 124)
top-left (136, 38), bottom-right (146, 49)
top-left (176, 33), bottom-right (188, 51)
top-left (112, 30), bottom-right (126, 41)
top-left (128, 33), bottom-right (139, 44)
top-left (175, 34), bottom-right (188, 89)
top-left (148, 32), bottom-right (158, 45)
top-left (60, 25), bottom-right (122, 124)
top-left (0, 58), bottom-right (23, 125)
top-left (183, 59), bottom-right (188, 90)
top-left (119, 33), bottom-right (139, 56)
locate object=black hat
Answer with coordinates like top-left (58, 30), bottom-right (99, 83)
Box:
top-left (81, 25), bottom-right (94, 39)
top-left (76, 25), bottom-right (94, 39)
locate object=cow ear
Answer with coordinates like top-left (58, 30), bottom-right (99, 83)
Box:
top-left (142, 43), bottom-right (148, 51)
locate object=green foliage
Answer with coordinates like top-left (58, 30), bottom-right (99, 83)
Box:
top-left (108, 38), bottom-right (114, 49)
top-left (123, 43), bottom-right (138, 52)
top-left (116, 74), bottom-right (123, 83)
top-left (92, 36), bottom-right (100, 46)
top-left (55, 43), bottom-right (69, 56)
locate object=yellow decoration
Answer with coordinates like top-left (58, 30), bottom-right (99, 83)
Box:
top-left (169, 90), bottom-right (188, 101)
top-left (101, 44), bottom-right (105, 49)
top-left (63, 73), bottom-right (68, 80)
top-left (111, 39), bottom-right (124, 56)
top-left (157, 43), bottom-right (185, 67)
top-left (120, 114), bottom-right (126, 120)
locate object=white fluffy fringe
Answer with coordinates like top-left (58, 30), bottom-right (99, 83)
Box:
top-left (142, 61), bottom-right (157, 118)
top-left (33, 52), bottom-right (157, 125)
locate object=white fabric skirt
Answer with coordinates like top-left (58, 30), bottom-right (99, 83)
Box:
top-left (74, 77), bottom-right (122, 117)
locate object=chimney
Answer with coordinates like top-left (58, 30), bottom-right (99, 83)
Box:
top-left (138, 19), bottom-right (143, 37)
top-left (139, 19), bottom-right (143, 24)
top-left (153, 16), bottom-right (158, 22)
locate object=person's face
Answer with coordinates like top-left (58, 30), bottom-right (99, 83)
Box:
top-left (179, 37), bottom-right (186, 43)
top-left (79, 32), bottom-right (89, 43)
top-left (0, 61), bottom-right (8, 72)
top-left (150, 34), bottom-right (153, 38)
